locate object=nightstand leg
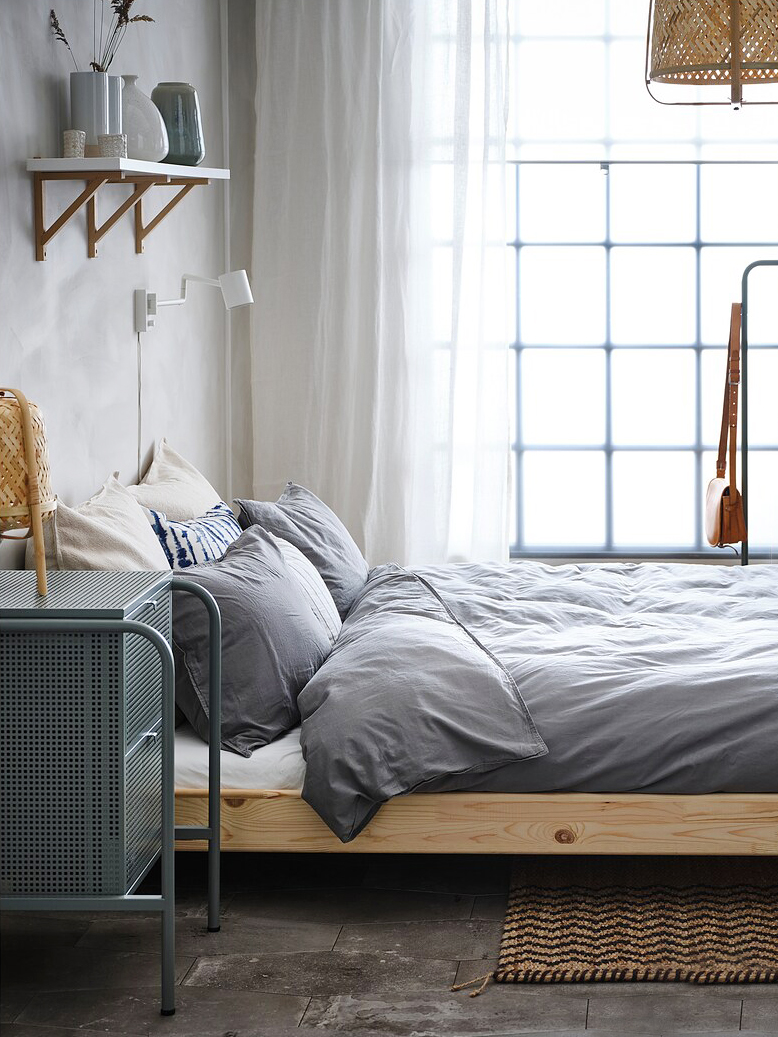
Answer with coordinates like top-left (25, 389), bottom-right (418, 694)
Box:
top-left (172, 578), bottom-right (222, 934)
top-left (161, 642), bottom-right (176, 1016)
top-left (207, 610), bottom-right (222, 931)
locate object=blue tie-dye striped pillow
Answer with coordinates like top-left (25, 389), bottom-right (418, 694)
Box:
top-left (146, 502), bottom-right (242, 569)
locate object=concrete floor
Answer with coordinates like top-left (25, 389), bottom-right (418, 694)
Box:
top-left (1, 852), bottom-right (777, 1037)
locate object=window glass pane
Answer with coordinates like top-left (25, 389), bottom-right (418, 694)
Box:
top-left (515, 42), bottom-right (606, 141)
top-left (523, 451), bottom-right (606, 547)
top-left (609, 40), bottom-right (698, 144)
top-left (700, 165), bottom-right (778, 243)
top-left (611, 349), bottom-right (696, 446)
top-left (521, 349), bottom-right (605, 445)
top-left (433, 347), bottom-right (451, 444)
top-left (609, 2), bottom-right (650, 36)
top-left (704, 347), bottom-right (778, 449)
top-left (699, 95), bottom-right (778, 150)
top-left (612, 452), bottom-right (696, 547)
top-left (506, 162), bottom-right (518, 239)
top-left (432, 246), bottom-right (452, 341)
top-left (519, 165), bottom-right (606, 242)
top-left (430, 164), bottom-right (453, 241)
top-left (520, 246), bottom-right (606, 344)
top-left (513, 0), bottom-right (606, 36)
top-left (428, 42), bottom-right (454, 141)
top-left (513, 141), bottom-right (608, 162)
top-left (609, 165), bottom-right (697, 243)
top-left (610, 247), bottom-right (697, 345)
top-left (746, 452), bottom-right (778, 551)
top-left (742, 263), bottom-right (778, 346)
top-left (471, 246), bottom-right (514, 343)
top-left (700, 349), bottom-right (726, 450)
top-left (746, 350), bottom-right (778, 446)
top-left (700, 247), bottom-right (778, 345)
top-left (510, 449), bottom-right (519, 547)
top-left (509, 348), bottom-right (517, 443)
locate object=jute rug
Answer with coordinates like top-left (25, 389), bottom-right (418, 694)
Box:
top-left (455, 856), bottom-right (778, 995)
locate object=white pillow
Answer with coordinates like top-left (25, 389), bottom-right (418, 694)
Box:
top-left (269, 531), bottom-right (342, 646)
top-left (27, 474), bottom-right (170, 572)
top-left (126, 439), bottom-right (221, 521)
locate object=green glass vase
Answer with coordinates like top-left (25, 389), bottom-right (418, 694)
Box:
top-left (151, 82), bottom-right (205, 166)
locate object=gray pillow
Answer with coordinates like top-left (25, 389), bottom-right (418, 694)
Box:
top-left (235, 484), bottom-right (369, 619)
top-left (173, 525), bottom-right (333, 756)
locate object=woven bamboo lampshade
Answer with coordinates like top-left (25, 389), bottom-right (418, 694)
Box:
top-left (0, 388), bottom-right (56, 595)
top-left (647, 0), bottom-right (778, 106)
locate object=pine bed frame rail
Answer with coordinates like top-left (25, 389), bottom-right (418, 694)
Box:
top-left (175, 789), bottom-right (778, 856)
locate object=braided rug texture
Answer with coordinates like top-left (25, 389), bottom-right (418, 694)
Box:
top-left (496, 856), bottom-right (778, 984)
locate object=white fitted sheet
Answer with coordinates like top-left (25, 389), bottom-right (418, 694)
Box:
top-left (175, 723), bottom-right (305, 791)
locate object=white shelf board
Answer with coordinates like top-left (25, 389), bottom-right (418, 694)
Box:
top-left (27, 157), bottom-right (230, 180)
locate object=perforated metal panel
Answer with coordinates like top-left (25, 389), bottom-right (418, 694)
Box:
top-left (125, 724), bottom-right (163, 889)
top-left (125, 594), bottom-right (171, 748)
top-left (0, 571), bottom-right (171, 898)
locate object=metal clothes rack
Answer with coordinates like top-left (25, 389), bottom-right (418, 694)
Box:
top-left (739, 259), bottom-right (778, 566)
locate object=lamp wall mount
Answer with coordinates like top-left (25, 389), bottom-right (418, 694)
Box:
top-left (133, 271), bottom-right (253, 334)
top-left (134, 290), bottom-right (158, 334)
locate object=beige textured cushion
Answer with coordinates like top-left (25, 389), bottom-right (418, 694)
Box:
top-left (126, 439), bottom-right (221, 521)
top-left (27, 474), bottom-right (169, 572)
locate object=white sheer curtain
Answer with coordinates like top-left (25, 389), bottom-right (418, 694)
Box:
top-left (251, 0), bottom-right (511, 565)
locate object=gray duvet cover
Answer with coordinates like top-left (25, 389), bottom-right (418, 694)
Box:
top-left (299, 560), bottom-right (778, 842)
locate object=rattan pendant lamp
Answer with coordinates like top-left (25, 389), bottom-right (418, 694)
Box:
top-left (646, 0), bottom-right (778, 107)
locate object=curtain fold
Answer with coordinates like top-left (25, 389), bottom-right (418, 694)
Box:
top-left (251, 0), bottom-right (511, 565)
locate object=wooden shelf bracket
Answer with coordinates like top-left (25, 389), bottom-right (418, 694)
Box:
top-left (34, 173), bottom-right (109, 261)
top-left (134, 181), bottom-right (203, 254)
top-left (29, 163), bottom-right (222, 261)
top-left (87, 180), bottom-right (155, 259)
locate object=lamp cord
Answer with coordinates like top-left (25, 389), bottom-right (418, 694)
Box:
top-left (136, 331), bottom-right (143, 481)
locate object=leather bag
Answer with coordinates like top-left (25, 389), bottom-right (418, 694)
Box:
top-left (704, 303), bottom-right (747, 548)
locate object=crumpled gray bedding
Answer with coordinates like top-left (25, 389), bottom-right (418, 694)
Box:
top-left (299, 559), bottom-right (778, 842)
top-left (298, 566), bottom-right (547, 841)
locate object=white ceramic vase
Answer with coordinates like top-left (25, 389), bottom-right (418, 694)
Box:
top-left (121, 75), bottom-right (169, 162)
top-left (70, 71), bottom-right (110, 149)
top-left (108, 76), bottom-right (123, 135)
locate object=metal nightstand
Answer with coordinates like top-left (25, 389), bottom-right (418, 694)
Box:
top-left (0, 570), bottom-right (222, 1016)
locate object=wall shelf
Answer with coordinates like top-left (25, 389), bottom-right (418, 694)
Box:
top-left (26, 158), bottom-right (230, 261)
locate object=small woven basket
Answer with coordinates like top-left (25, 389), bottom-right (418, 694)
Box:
top-left (1, 388), bottom-right (56, 594)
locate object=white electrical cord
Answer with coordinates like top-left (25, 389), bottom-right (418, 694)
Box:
top-left (136, 331), bottom-right (143, 481)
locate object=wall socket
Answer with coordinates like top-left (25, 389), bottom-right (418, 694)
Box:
top-left (134, 289), bottom-right (158, 334)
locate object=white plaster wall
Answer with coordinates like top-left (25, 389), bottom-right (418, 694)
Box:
top-left (0, 0), bottom-right (229, 517)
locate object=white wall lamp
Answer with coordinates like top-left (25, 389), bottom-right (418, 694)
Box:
top-left (134, 270), bottom-right (253, 333)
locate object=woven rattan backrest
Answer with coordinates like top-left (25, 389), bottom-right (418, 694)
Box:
top-left (0, 389), bottom-right (55, 534)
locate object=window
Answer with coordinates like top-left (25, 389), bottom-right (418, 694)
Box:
top-left (506, 3), bottom-right (778, 557)
top-left (509, 160), bottom-right (778, 557)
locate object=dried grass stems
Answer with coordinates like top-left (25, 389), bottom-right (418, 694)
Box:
top-left (50, 0), bottom-right (154, 74)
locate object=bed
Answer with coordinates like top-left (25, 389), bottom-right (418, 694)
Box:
top-left (8, 458), bottom-right (773, 859)
top-left (175, 557), bottom-right (778, 857)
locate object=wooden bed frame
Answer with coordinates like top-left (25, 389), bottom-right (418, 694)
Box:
top-left (175, 789), bottom-right (778, 855)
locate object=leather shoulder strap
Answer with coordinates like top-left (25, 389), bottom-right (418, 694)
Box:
top-left (716, 303), bottom-right (741, 482)
top-left (727, 302), bottom-right (742, 498)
